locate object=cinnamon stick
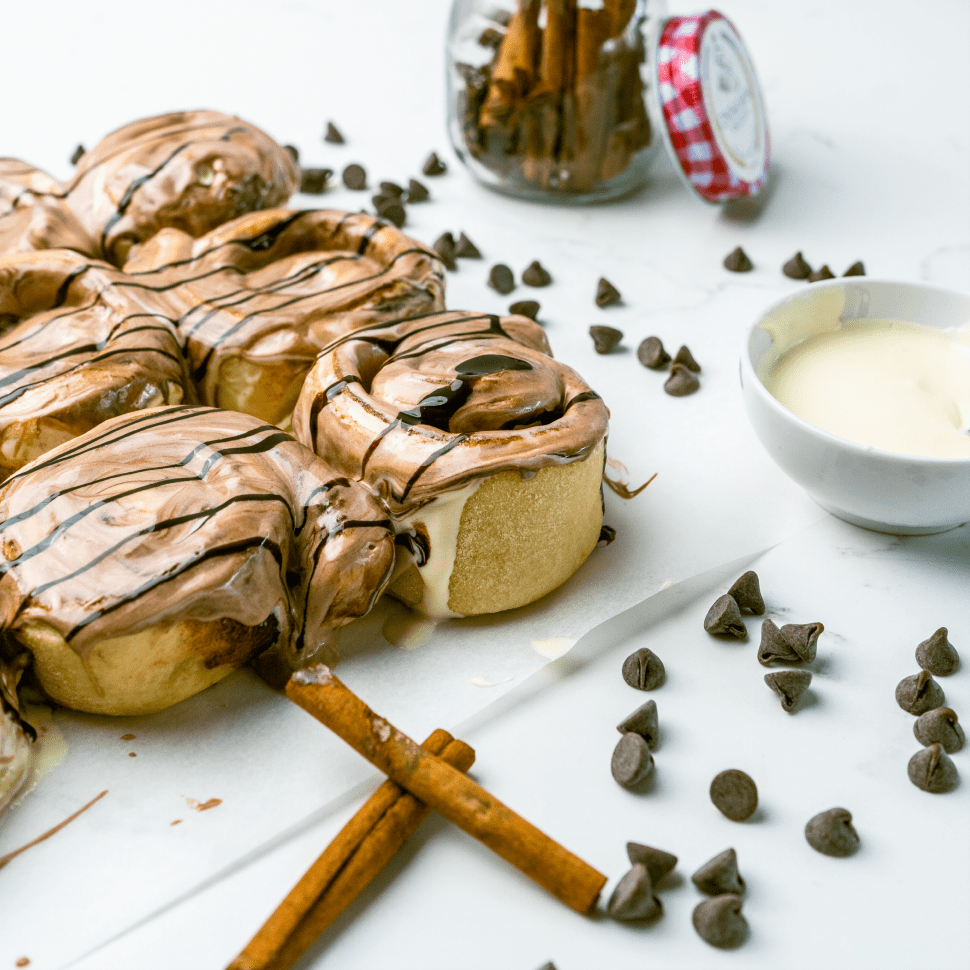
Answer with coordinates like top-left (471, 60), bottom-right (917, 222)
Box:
top-left (286, 665), bottom-right (607, 915)
top-left (228, 729), bottom-right (474, 970)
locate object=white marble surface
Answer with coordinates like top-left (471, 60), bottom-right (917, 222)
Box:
top-left (0, 0), bottom-right (968, 968)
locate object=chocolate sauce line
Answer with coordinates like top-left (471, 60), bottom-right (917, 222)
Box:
top-left (398, 435), bottom-right (470, 503)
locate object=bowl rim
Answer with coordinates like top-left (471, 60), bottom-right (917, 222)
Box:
top-left (741, 277), bottom-right (970, 468)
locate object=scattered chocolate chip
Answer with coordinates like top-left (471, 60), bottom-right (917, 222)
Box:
top-left (616, 699), bottom-right (658, 749)
top-left (324, 122), bottom-right (345, 144)
top-left (611, 732), bottom-right (655, 789)
top-left (405, 178), bottom-right (429, 202)
top-left (488, 263), bottom-right (515, 293)
top-left (590, 325), bottom-right (623, 354)
top-left (455, 232), bottom-right (482, 258)
top-left (782, 622), bottom-right (822, 662)
top-left (509, 299), bottom-right (539, 320)
top-left (283, 144), bottom-right (299, 164)
top-left (843, 260), bottom-right (866, 277)
top-left (422, 152), bottom-right (447, 176)
top-left (341, 163), bottom-right (367, 190)
top-left (299, 168), bottom-right (333, 194)
top-left (727, 571), bottom-right (764, 615)
top-left (598, 524), bottom-right (616, 544)
top-left (664, 363), bottom-right (700, 396)
top-left (807, 265), bottom-right (835, 282)
top-left (637, 336), bottom-right (670, 370)
top-left (672, 345), bottom-right (700, 372)
top-left (908, 743), bottom-right (959, 793)
top-left (691, 848), bottom-right (744, 896)
top-left (914, 707), bottom-right (965, 753)
top-left (758, 619), bottom-right (822, 665)
top-left (895, 670), bottom-right (945, 715)
top-left (375, 199), bottom-right (406, 228)
top-left (710, 770), bottom-right (758, 822)
top-left (764, 670), bottom-right (813, 713)
top-left (522, 260), bottom-right (552, 286)
top-left (621, 647), bottom-right (666, 690)
top-left (915, 627), bottom-right (959, 676)
top-left (805, 807), bottom-right (860, 857)
top-left (379, 181), bottom-right (404, 198)
top-left (534, 964), bottom-right (557, 970)
top-left (692, 895), bottom-right (748, 950)
top-left (595, 277), bottom-right (622, 307)
top-left (70, 144), bottom-right (86, 166)
top-left (607, 863), bottom-right (662, 921)
top-left (703, 595), bottom-right (747, 639)
top-left (626, 843), bottom-right (678, 884)
top-left (478, 26), bottom-right (505, 49)
top-left (782, 251), bottom-right (812, 280)
top-left (723, 246), bottom-right (753, 272)
top-left (433, 232), bottom-right (457, 270)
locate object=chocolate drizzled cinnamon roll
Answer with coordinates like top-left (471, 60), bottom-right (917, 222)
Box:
top-left (292, 310), bottom-right (609, 617)
top-left (0, 406), bottom-right (396, 715)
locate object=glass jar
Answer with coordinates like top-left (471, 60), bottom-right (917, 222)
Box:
top-left (446, 0), bottom-right (769, 205)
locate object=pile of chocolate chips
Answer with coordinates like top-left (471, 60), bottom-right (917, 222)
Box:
top-left (635, 336), bottom-right (701, 396)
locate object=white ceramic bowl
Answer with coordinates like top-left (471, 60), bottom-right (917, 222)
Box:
top-left (741, 278), bottom-right (970, 535)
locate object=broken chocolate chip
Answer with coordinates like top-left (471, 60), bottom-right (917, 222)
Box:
top-left (626, 843), bottom-right (678, 884)
top-left (299, 168), bottom-right (333, 194)
top-left (807, 265), bottom-right (835, 282)
top-left (805, 807), bottom-right (860, 857)
top-left (70, 144), bottom-right (86, 166)
top-left (433, 232), bottom-right (457, 270)
top-left (341, 163), bottom-right (367, 190)
top-left (764, 670), bottom-right (812, 713)
top-left (727, 571), bottom-right (764, 615)
top-left (616, 699), bottom-right (658, 749)
top-left (782, 251), bottom-right (812, 280)
top-left (692, 895), bottom-right (748, 950)
top-left (895, 670), bottom-right (945, 715)
top-left (611, 733), bottom-right (654, 789)
top-left (324, 122), bottom-right (345, 144)
top-left (509, 299), bottom-right (539, 320)
top-left (664, 363), bottom-right (700, 396)
top-left (723, 246), bottom-right (753, 272)
top-left (637, 336), bottom-right (670, 370)
top-left (914, 708), bottom-right (965, 753)
top-left (488, 263), bottom-right (515, 294)
top-left (379, 180), bottom-right (404, 198)
top-left (915, 627), bottom-right (959, 676)
top-left (908, 743), bottom-right (959, 793)
top-left (595, 277), bottom-right (622, 307)
top-left (607, 863), bottom-right (662, 921)
top-left (621, 647), bottom-right (665, 691)
top-left (590, 325), bottom-right (623, 354)
top-left (703, 595), bottom-right (747, 640)
top-left (672, 345), bottom-right (700, 372)
top-left (522, 260), bottom-right (552, 286)
top-left (709, 769), bottom-right (758, 822)
top-left (843, 260), bottom-right (866, 276)
top-left (691, 848), bottom-right (744, 896)
top-left (422, 152), bottom-right (447, 176)
top-left (405, 178), bottom-right (429, 202)
top-left (757, 619), bottom-right (822, 665)
top-left (375, 199), bottom-right (406, 228)
top-left (455, 232), bottom-right (482, 259)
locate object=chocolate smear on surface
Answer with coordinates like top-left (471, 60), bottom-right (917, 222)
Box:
top-left (488, 263), bottom-right (515, 293)
top-left (422, 152), bottom-right (447, 176)
top-left (691, 848), bottom-right (744, 895)
top-left (622, 647), bottom-right (665, 690)
top-left (805, 807), bottom-right (860, 856)
top-left (723, 246), bottom-right (753, 272)
top-left (914, 707), bottom-right (964, 753)
top-left (70, 144), bottom-right (86, 165)
top-left (611, 733), bottom-right (654, 789)
top-left (595, 277), bottom-right (622, 307)
top-left (590, 325), bottom-right (622, 354)
top-left (704, 595), bottom-right (746, 639)
top-left (616, 699), bottom-right (658, 749)
top-left (626, 843), bottom-right (677, 884)
top-left (895, 670), bottom-right (945, 715)
top-left (710, 769), bottom-right (758, 822)
top-left (843, 260), bottom-right (866, 276)
top-left (764, 670), bottom-right (812, 713)
top-left (908, 743), bottom-right (959, 793)
top-left (727, 571), bottom-right (764, 614)
top-left (692, 895), bottom-right (748, 949)
top-left (0, 790), bottom-right (108, 870)
top-left (406, 178), bottom-right (429, 202)
top-left (341, 163), bottom-right (367, 190)
top-left (608, 864), bottom-right (662, 921)
top-left (455, 232), bottom-right (482, 258)
top-left (324, 122), bottom-right (345, 144)
top-left (664, 363), bottom-right (699, 396)
top-left (672, 345), bottom-right (700, 372)
top-left (522, 260), bottom-right (552, 286)
top-left (603, 471), bottom-right (656, 499)
top-left (637, 336), bottom-right (670, 369)
top-left (915, 627), bottom-right (959, 676)
top-left (299, 168), bottom-right (332, 194)
top-left (509, 299), bottom-right (539, 320)
top-left (782, 251), bottom-right (812, 279)
top-left (807, 265), bottom-right (835, 282)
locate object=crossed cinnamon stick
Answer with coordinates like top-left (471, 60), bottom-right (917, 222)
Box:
top-left (229, 665), bottom-right (606, 970)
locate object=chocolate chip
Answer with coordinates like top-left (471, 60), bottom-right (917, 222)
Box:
top-left (672, 345), bottom-right (700, 372)
top-left (915, 627), bottom-right (959, 676)
top-left (509, 300), bottom-right (539, 320)
top-left (764, 670), bottom-right (812, 713)
top-left (710, 770), bottom-right (758, 822)
top-left (807, 265), bottom-right (835, 282)
top-left (70, 144), bottom-right (86, 166)
top-left (664, 363), bottom-right (700, 396)
top-left (621, 647), bottom-right (665, 690)
top-left (595, 277), bottom-right (622, 307)
top-left (379, 181), bottom-right (404, 198)
top-left (781, 622), bottom-right (822, 662)
top-left (405, 178), bottom-right (429, 202)
top-left (422, 152), bottom-right (447, 176)
top-left (805, 807), bottom-right (860, 857)
top-left (637, 336), bottom-right (670, 370)
top-left (607, 863), bottom-right (662, 921)
top-left (626, 843), bottom-right (677, 884)
top-left (324, 122), bottom-right (345, 144)
top-left (691, 848), bottom-right (744, 895)
top-left (616, 699), bottom-right (658, 749)
top-left (535, 964), bottom-right (557, 970)
top-left (598, 524), bottom-right (616, 544)
top-left (914, 708), bottom-right (965, 753)
top-left (843, 260), bottom-right (866, 276)
top-left (522, 260), bottom-right (552, 286)
top-left (692, 895), bottom-right (747, 949)
top-left (488, 263), bottom-right (515, 293)
top-left (895, 670), bottom-right (945, 715)
top-left (908, 743), bottom-right (959, 793)
top-left (757, 619), bottom-right (822, 665)
top-left (723, 246), bottom-right (753, 272)
top-left (727, 571), bottom-right (764, 614)
top-left (433, 232), bottom-right (457, 270)
top-left (704, 595), bottom-right (747, 639)
top-left (300, 168), bottom-right (333, 194)
top-left (375, 199), bottom-right (406, 228)
top-left (782, 251), bottom-right (812, 280)
top-left (341, 163), bottom-right (367, 190)
top-left (611, 733), bottom-right (654, 789)
top-left (590, 325), bottom-right (622, 354)
top-left (283, 144), bottom-right (299, 164)
top-left (455, 232), bottom-right (482, 259)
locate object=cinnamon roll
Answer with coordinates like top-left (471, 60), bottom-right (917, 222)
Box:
top-left (292, 310), bottom-right (609, 618)
top-left (0, 406), bottom-right (396, 715)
